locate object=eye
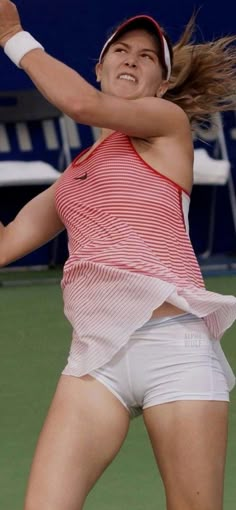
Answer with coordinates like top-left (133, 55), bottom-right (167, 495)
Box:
top-left (114, 47), bottom-right (126, 53)
top-left (141, 53), bottom-right (153, 60)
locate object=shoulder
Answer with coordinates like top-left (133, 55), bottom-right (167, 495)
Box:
top-left (131, 96), bottom-right (191, 139)
top-left (145, 97), bottom-right (190, 133)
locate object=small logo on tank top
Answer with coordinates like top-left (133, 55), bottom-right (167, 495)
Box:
top-left (75, 172), bottom-right (88, 181)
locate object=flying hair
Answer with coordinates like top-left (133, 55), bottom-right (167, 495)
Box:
top-left (163, 13), bottom-right (236, 126)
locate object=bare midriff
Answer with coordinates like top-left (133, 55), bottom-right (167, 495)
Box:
top-left (150, 302), bottom-right (186, 319)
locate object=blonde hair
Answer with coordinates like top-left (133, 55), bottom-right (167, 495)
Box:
top-left (164, 15), bottom-right (236, 125)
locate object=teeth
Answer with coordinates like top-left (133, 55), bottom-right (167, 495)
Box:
top-left (119, 74), bottom-right (136, 82)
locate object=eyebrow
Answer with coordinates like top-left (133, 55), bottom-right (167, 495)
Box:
top-left (113, 41), bottom-right (158, 56)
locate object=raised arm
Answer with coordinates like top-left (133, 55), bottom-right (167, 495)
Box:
top-left (0, 182), bottom-right (65, 267)
top-left (0, 1), bottom-right (189, 139)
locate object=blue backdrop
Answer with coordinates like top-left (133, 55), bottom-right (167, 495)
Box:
top-left (1, 0), bottom-right (236, 91)
top-left (0, 0), bottom-right (236, 265)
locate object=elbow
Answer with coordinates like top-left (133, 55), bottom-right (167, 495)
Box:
top-left (0, 235), bottom-right (6, 267)
top-left (0, 244), bottom-right (8, 267)
top-left (67, 90), bottom-right (101, 124)
top-left (0, 225), bottom-right (9, 267)
top-left (0, 253), bottom-right (6, 268)
top-left (68, 101), bottom-right (84, 123)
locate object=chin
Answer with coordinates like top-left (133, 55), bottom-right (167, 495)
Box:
top-left (114, 90), bottom-right (142, 100)
top-left (102, 84), bottom-right (141, 100)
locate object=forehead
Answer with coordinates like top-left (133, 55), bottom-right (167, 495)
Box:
top-left (111, 28), bottom-right (159, 50)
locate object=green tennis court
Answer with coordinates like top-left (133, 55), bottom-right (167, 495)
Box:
top-left (0, 272), bottom-right (236, 509)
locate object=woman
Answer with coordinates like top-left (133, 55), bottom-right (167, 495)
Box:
top-left (0, 2), bottom-right (236, 509)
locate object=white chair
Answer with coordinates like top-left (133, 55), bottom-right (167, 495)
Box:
top-left (193, 113), bottom-right (236, 258)
top-left (0, 88), bottom-right (72, 185)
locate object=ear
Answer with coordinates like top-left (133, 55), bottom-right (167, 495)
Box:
top-left (95, 62), bottom-right (102, 83)
top-left (156, 80), bottom-right (169, 98)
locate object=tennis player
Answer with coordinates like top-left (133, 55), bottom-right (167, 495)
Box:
top-left (0, 1), bottom-right (236, 509)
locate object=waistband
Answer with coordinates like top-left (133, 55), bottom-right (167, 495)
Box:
top-left (143, 313), bottom-right (200, 327)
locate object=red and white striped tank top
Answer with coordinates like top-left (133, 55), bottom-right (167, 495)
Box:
top-left (55, 131), bottom-right (236, 383)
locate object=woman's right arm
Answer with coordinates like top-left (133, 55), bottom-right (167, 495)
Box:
top-left (0, 181), bottom-right (65, 267)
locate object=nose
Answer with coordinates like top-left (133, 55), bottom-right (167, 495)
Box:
top-left (124, 55), bottom-right (138, 68)
top-left (125, 61), bottom-right (137, 68)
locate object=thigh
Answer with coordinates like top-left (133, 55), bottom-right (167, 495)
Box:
top-left (143, 400), bottom-right (229, 510)
top-left (24, 374), bottom-right (130, 510)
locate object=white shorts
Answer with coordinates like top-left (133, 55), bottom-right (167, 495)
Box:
top-left (90, 314), bottom-right (230, 418)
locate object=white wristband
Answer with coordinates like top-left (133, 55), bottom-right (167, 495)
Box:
top-left (4, 31), bottom-right (44, 68)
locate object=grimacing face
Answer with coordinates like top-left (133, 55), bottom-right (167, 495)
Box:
top-left (96, 28), bottom-right (169, 100)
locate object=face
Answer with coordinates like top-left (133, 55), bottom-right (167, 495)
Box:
top-left (96, 29), bottom-right (169, 100)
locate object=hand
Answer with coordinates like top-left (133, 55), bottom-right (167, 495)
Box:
top-left (0, 0), bottom-right (23, 47)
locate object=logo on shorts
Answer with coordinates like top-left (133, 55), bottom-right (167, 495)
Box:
top-left (184, 332), bottom-right (203, 347)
